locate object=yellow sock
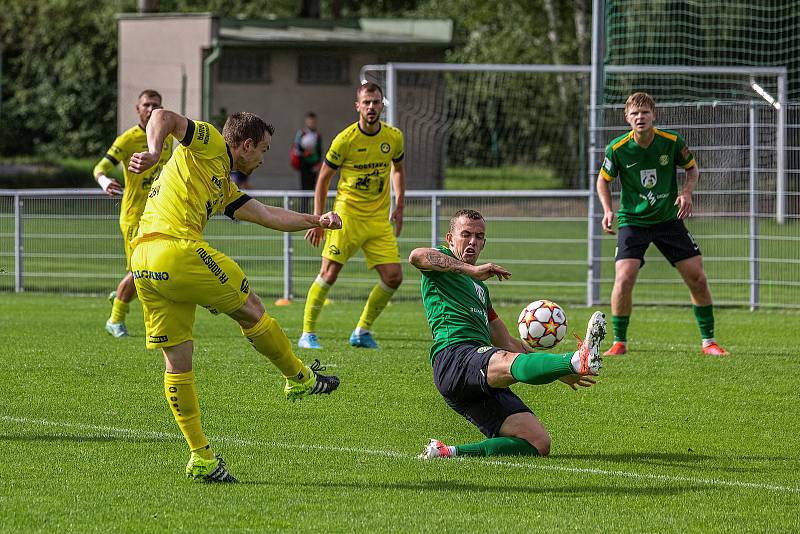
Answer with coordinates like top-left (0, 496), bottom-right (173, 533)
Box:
top-left (356, 280), bottom-right (396, 331)
top-left (243, 313), bottom-right (309, 381)
top-left (109, 298), bottom-right (130, 324)
top-left (164, 371), bottom-right (210, 453)
top-left (302, 275), bottom-right (330, 333)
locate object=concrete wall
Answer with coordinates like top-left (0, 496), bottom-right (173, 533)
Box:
top-left (118, 14), bottom-right (214, 132)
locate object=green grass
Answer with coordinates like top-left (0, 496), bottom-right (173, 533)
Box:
top-left (1, 294), bottom-right (799, 531)
top-left (445, 165), bottom-right (564, 190)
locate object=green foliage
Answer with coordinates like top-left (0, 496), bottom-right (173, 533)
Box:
top-left (0, 156), bottom-right (115, 188)
top-left (0, 0), bottom-right (136, 157)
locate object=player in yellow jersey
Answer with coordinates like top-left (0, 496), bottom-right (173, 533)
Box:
top-left (299, 82), bottom-right (406, 350)
top-left (93, 89), bottom-right (173, 338)
top-left (128, 109), bottom-right (342, 483)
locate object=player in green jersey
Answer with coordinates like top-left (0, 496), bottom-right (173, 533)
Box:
top-left (93, 89), bottom-right (173, 338)
top-left (597, 92), bottom-right (729, 356)
top-left (410, 209), bottom-right (606, 459)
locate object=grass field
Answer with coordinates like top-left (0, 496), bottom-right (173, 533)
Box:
top-left (1, 293), bottom-right (799, 531)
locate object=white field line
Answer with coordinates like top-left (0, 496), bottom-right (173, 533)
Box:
top-left (2, 415), bottom-right (799, 495)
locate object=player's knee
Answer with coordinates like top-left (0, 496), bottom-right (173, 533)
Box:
top-left (528, 432), bottom-right (551, 456)
top-left (383, 272), bottom-right (403, 289)
top-left (232, 292), bottom-right (265, 329)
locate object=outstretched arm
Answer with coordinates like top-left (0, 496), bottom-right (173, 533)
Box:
top-left (408, 248), bottom-right (511, 281)
top-left (128, 109), bottom-right (187, 174)
top-left (233, 200), bottom-right (341, 233)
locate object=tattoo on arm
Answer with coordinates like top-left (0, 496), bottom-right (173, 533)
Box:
top-left (426, 250), bottom-right (462, 271)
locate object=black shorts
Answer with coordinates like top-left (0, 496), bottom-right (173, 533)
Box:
top-left (432, 343), bottom-right (532, 438)
top-left (616, 219), bottom-right (701, 267)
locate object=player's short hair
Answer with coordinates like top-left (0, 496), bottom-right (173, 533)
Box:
top-left (357, 82), bottom-right (383, 99)
top-left (306, 111), bottom-right (317, 119)
top-left (624, 92), bottom-right (656, 115)
top-left (138, 89), bottom-right (162, 101)
top-left (449, 209), bottom-right (485, 233)
top-left (223, 112), bottom-right (275, 148)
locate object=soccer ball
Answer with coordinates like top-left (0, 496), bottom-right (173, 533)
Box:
top-left (518, 300), bottom-right (568, 349)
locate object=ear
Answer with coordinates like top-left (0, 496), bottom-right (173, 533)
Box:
top-left (445, 232), bottom-right (453, 247)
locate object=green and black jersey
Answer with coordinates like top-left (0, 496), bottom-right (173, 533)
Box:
top-left (420, 246), bottom-right (494, 364)
top-left (600, 128), bottom-right (696, 227)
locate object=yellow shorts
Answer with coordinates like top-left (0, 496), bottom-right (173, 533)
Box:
top-left (131, 237), bottom-right (250, 349)
top-left (121, 223), bottom-right (139, 271)
top-left (322, 214), bottom-right (400, 269)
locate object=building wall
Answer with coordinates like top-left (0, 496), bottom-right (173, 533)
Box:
top-left (118, 14), bottom-right (214, 132)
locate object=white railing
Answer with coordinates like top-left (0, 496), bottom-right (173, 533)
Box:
top-left (1, 188), bottom-right (798, 309)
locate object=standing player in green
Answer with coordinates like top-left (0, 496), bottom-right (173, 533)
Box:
top-left (298, 82), bottom-right (405, 350)
top-left (410, 209), bottom-right (606, 459)
top-left (597, 92), bottom-right (729, 356)
top-left (93, 89), bottom-right (173, 338)
top-left (128, 109), bottom-right (342, 482)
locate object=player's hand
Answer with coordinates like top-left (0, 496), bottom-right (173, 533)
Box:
top-left (601, 211), bottom-right (616, 235)
top-left (470, 262), bottom-right (511, 282)
top-left (318, 211), bottom-right (342, 230)
top-left (97, 175), bottom-right (123, 197)
top-left (391, 205), bottom-right (404, 236)
top-left (128, 151), bottom-right (161, 174)
top-left (675, 190), bottom-right (693, 219)
top-left (305, 226), bottom-right (325, 247)
top-left (559, 373), bottom-right (597, 390)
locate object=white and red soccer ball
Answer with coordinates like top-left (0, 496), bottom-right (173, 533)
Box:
top-left (518, 299), bottom-right (568, 349)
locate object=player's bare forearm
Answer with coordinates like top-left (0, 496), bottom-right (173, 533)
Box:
top-left (146, 109), bottom-right (187, 153)
top-left (409, 248), bottom-right (470, 273)
top-left (596, 175), bottom-right (614, 214)
top-left (312, 163), bottom-right (335, 215)
top-left (682, 165), bottom-right (699, 195)
top-left (392, 162), bottom-right (406, 207)
top-left (234, 198), bottom-right (341, 232)
top-left (489, 318), bottom-right (529, 353)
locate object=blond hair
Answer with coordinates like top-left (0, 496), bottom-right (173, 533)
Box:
top-left (624, 92), bottom-right (656, 116)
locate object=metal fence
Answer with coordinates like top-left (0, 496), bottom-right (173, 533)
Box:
top-left (1, 189), bottom-right (798, 309)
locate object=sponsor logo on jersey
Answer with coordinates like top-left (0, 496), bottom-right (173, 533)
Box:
top-left (603, 157), bottom-right (612, 172)
top-left (132, 270), bottom-right (170, 281)
top-left (197, 122), bottom-right (210, 145)
top-left (357, 147), bottom-right (367, 152)
top-left (196, 247), bottom-right (229, 285)
top-left (626, 162), bottom-right (638, 168)
top-left (640, 168), bottom-right (657, 189)
top-left (241, 278), bottom-right (250, 294)
top-left (380, 142), bottom-right (390, 153)
top-left (211, 175), bottom-right (222, 188)
top-left (149, 334), bottom-right (169, 343)
top-left (477, 346), bottom-right (493, 353)
top-left (659, 154), bottom-right (669, 166)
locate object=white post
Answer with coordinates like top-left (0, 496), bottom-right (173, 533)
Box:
top-left (586, 0), bottom-right (605, 306)
top-left (777, 73), bottom-right (786, 224)
top-left (283, 193), bottom-right (292, 301)
top-left (431, 193), bottom-right (439, 247)
top-left (749, 103), bottom-right (759, 310)
top-left (14, 193), bottom-right (22, 292)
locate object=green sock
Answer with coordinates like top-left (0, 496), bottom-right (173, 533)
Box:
top-left (455, 436), bottom-right (539, 457)
top-left (693, 304), bottom-right (715, 339)
top-left (510, 352), bottom-right (574, 385)
top-left (612, 315), bottom-right (630, 342)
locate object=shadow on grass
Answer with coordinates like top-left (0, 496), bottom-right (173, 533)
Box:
top-left (237, 479), bottom-right (704, 495)
top-left (555, 451), bottom-right (793, 472)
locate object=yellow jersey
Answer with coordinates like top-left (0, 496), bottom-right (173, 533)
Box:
top-left (135, 120), bottom-right (249, 243)
top-left (325, 121), bottom-right (404, 218)
top-left (94, 125), bottom-right (174, 226)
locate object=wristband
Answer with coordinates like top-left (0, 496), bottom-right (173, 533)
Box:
top-left (97, 175), bottom-right (113, 192)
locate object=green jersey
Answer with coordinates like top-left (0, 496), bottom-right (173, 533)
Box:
top-left (600, 128), bottom-right (696, 227)
top-left (420, 246), bottom-right (493, 363)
